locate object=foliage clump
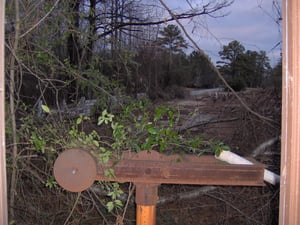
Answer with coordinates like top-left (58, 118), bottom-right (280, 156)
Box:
top-left (9, 98), bottom-right (231, 221)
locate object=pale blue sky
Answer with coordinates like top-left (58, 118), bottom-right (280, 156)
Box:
top-left (164, 0), bottom-right (282, 66)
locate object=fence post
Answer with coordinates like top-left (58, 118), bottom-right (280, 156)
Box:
top-left (280, 0), bottom-right (300, 224)
top-left (0, 1), bottom-right (9, 224)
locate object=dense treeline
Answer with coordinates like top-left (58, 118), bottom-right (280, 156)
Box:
top-left (5, 0), bottom-right (280, 108)
top-left (5, 0), bottom-right (229, 107)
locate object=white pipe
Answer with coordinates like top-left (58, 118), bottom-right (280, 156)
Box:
top-left (216, 150), bottom-right (280, 185)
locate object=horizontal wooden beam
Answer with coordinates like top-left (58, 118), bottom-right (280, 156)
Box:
top-left (97, 153), bottom-right (264, 186)
top-left (54, 149), bottom-right (265, 193)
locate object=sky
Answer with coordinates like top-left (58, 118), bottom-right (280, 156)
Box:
top-left (164, 0), bottom-right (282, 66)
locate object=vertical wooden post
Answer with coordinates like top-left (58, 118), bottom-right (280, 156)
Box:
top-left (0, 1), bottom-right (8, 224)
top-left (280, 0), bottom-right (300, 224)
top-left (135, 184), bottom-right (159, 225)
top-left (136, 205), bottom-right (156, 225)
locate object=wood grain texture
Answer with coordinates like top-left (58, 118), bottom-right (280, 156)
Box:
top-left (280, 0), bottom-right (300, 224)
top-left (0, 0), bottom-right (8, 224)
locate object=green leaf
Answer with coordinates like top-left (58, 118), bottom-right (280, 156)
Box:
top-left (115, 199), bottom-right (123, 208)
top-left (99, 147), bottom-right (106, 153)
top-left (148, 127), bottom-right (158, 135)
top-left (104, 168), bottom-right (115, 178)
top-left (41, 105), bottom-right (50, 113)
top-left (45, 177), bottom-right (57, 189)
top-left (106, 201), bottom-right (114, 212)
top-left (98, 110), bottom-right (114, 125)
top-left (97, 118), bottom-right (104, 126)
top-left (215, 148), bottom-right (222, 157)
top-left (154, 107), bottom-right (165, 122)
top-left (30, 133), bottom-right (46, 153)
top-left (93, 140), bottom-right (99, 147)
top-left (101, 152), bottom-right (111, 164)
top-left (76, 117), bottom-right (82, 125)
top-left (222, 145), bottom-right (231, 151)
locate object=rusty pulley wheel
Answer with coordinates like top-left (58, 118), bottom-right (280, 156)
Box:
top-left (53, 149), bottom-right (97, 192)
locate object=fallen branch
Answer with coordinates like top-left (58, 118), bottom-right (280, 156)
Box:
top-left (179, 117), bottom-right (239, 132)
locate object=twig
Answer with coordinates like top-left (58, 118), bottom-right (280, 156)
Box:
top-left (20, 0), bottom-right (61, 38)
top-left (249, 188), bottom-right (279, 219)
top-left (86, 190), bottom-right (110, 225)
top-left (121, 183), bottom-right (135, 221)
top-left (63, 192), bottom-right (81, 225)
top-left (205, 192), bottom-right (267, 225)
top-left (179, 117), bottom-right (239, 132)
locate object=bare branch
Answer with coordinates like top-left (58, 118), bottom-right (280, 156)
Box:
top-left (98, 1), bottom-right (233, 38)
top-left (20, 0), bottom-right (61, 38)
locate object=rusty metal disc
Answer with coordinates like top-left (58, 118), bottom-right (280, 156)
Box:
top-left (53, 149), bottom-right (97, 192)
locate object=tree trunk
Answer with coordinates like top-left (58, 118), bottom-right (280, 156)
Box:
top-left (66, 0), bottom-right (81, 101)
top-left (67, 0), bottom-right (81, 66)
top-left (85, 0), bottom-right (96, 64)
